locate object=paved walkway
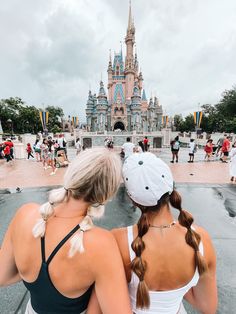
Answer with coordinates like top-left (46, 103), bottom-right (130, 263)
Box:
top-left (0, 147), bottom-right (234, 189)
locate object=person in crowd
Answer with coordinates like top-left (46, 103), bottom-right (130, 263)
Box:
top-left (47, 139), bottom-right (56, 176)
top-left (138, 141), bottom-right (145, 152)
top-left (170, 136), bottom-right (180, 163)
top-left (229, 142), bottom-right (236, 182)
top-left (26, 143), bottom-right (34, 160)
top-left (143, 136), bottom-right (149, 152)
top-left (5, 139), bottom-right (14, 159)
top-left (3, 144), bottom-right (12, 164)
top-left (0, 148), bottom-right (132, 314)
top-left (75, 138), bottom-right (82, 155)
top-left (58, 134), bottom-right (67, 157)
top-left (111, 153), bottom-right (217, 314)
top-left (221, 136), bottom-right (231, 163)
top-left (121, 137), bottom-right (135, 160)
top-left (107, 137), bottom-right (114, 150)
top-left (188, 138), bottom-right (197, 163)
top-left (41, 138), bottom-right (49, 170)
top-left (204, 139), bottom-right (213, 161)
top-left (0, 143), bottom-right (4, 159)
top-left (215, 135), bottom-right (225, 157)
top-left (33, 139), bottom-right (42, 162)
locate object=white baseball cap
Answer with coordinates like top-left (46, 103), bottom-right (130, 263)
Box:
top-left (122, 152), bottom-right (174, 206)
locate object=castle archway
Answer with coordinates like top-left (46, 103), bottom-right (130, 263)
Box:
top-left (114, 121), bottom-right (125, 131)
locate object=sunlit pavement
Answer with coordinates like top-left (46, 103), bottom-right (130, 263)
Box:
top-left (0, 147), bottom-right (235, 313)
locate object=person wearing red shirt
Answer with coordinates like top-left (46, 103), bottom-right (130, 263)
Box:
top-left (26, 143), bottom-right (34, 160)
top-left (4, 140), bottom-right (14, 159)
top-left (3, 145), bottom-right (12, 163)
top-left (221, 136), bottom-right (231, 163)
top-left (143, 136), bottom-right (149, 152)
top-left (204, 139), bottom-right (213, 161)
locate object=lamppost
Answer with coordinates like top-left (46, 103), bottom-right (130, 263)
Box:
top-left (7, 119), bottom-right (13, 135)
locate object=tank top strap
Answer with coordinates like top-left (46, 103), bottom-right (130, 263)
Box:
top-left (41, 237), bottom-right (46, 263)
top-left (127, 225), bottom-right (135, 262)
top-left (44, 224), bottom-right (80, 265)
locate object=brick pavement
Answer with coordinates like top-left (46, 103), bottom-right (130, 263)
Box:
top-left (0, 148), bottom-right (234, 189)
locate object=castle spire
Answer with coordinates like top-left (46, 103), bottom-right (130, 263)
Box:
top-left (128, 0), bottom-right (132, 31)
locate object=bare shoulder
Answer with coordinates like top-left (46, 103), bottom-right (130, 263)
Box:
top-left (85, 226), bottom-right (118, 251)
top-left (11, 203), bottom-right (40, 224)
top-left (111, 227), bottom-right (127, 242)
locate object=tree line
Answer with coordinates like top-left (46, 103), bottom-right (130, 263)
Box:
top-left (173, 86), bottom-right (236, 133)
top-left (0, 97), bottom-right (64, 134)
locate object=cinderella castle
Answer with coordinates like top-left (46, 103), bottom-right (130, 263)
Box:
top-left (85, 2), bottom-right (163, 133)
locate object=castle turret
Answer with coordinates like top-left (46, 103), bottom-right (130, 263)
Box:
top-left (96, 81), bottom-right (108, 132)
top-left (130, 81), bottom-right (142, 131)
top-left (86, 90), bottom-right (95, 131)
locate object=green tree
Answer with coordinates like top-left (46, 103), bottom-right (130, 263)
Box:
top-left (217, 86), bottom-right (236, 117)
top-left (173, 114), bottom-right (183, 131)
top-left (0, 97), bottom-right (23, 133)
top-left (179, 114), bottom-right (195, 132)
top-left (45, 106), bottom-right (64, 133)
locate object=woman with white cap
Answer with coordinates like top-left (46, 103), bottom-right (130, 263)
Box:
top-left (0, 148), bottom-right (132, 314)
top-left (112, 152), bottom-right (217, 314)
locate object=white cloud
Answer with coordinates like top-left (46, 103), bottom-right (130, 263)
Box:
top-left (0, 0), bottom-right (236, 121)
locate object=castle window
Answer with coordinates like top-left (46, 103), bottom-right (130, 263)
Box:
top-left (116, 65), bottom-right (119, 76)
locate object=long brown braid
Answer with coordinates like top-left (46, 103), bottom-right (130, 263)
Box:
top-left (131, 191), bottom-right (207, 309)
top-left (131, 194), bottom-right (170, 309)
top-left (131, 207), bottom-right (150, 309)
top-left (170, 190), bottom-right (208, 275)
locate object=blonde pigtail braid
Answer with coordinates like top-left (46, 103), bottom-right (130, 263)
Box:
top-left (170, 190), bottom-right (207, 275)
top-left (131, 210), bottom-right (150, 309)
top-left (32, 187), bottom-right (68, 238)
top-left (68, 204), bottom-right (104, 257)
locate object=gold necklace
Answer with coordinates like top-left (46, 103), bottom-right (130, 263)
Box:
top-left (149, 221), bottom-right (176, 229)
top-left (53, 213), bottom-right (85, 219)
top-left (149, 221), bottom-right (176, 235)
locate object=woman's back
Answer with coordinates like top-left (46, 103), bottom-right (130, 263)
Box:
top-left (13, 204), bottom-right (95, 299)
top-left (117, 152), bottom-right (217, 314)
top-left (0, 148), bottom-right (133, 314)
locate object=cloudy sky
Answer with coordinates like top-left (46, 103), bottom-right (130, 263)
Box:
top-left (1, 0), bottom-right (236, 122)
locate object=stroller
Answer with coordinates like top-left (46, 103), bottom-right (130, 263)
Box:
top-left (55, 149), bottom-right (69, 168)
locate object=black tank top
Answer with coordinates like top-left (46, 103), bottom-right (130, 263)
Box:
top-left (23, 224), bottom-right (93, 314)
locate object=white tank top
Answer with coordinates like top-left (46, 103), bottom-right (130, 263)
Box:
top-left (127, 226), bottom-right (204, 314)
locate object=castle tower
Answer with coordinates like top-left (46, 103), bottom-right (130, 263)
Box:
top-left (125, 1), bottom-right (135, 100)
top-left (85, 1), bottom-right (165, 134)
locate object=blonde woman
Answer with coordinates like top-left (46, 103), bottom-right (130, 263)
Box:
top-left (0, 148), bottom-right (132, 314)
top-left (112, 153), bottom-right (217, 314)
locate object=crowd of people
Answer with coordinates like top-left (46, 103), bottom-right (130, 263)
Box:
top-left (0, 134), bottom-right (69, 175)
top-left (0, 147), bottom-right (217, 313)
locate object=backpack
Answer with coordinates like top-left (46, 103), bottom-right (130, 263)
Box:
top-left (172, 141), bottom-right (180, 150)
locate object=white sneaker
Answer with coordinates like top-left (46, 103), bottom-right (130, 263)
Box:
top-left (50, 172), bottom-right (55, 176)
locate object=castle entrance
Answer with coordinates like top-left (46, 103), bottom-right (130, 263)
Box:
top-left (113, 121), bottom-right (125, 131)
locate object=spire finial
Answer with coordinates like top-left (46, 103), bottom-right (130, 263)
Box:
top-left (109, 49), bottom-right (111, 62)
top-left (128, 0), bottom-right (132, 31)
